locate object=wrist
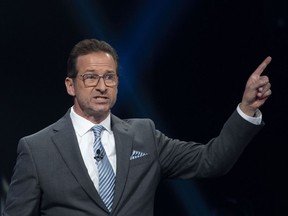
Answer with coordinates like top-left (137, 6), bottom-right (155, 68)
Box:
top-left (239, 103), bottom-right (256, 117)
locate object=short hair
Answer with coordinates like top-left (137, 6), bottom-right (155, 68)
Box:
top-left (67, 39), bottom-right (119, 78)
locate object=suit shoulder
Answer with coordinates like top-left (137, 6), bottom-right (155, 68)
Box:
top-left (22, 112), bottom-right (71, 141)
top-left (24, 122), bottom-right (56, 139)
top-left (122, 118), bottom-right (155, 127)
top-left (111, 115), bottom-right (157, 133)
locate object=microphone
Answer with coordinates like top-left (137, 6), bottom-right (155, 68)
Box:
top-left (94, 149), bottom-right (104, 162)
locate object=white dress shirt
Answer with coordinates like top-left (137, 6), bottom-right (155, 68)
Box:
top-left (70, 107), bottom-right (116, 191)
top-left (236, 104), bottom-right (262, 125)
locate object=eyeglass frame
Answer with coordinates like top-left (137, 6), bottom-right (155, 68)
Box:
top-left (79, 73), bottom-right (118, 88)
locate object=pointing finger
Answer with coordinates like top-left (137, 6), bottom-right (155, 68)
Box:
top-left (252, 56), bottom-right (272, 77)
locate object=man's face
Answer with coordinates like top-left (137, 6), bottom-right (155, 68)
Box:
top-left (65, 52), bottom-right (118, 123)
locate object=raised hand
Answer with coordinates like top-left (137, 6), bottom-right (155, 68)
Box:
top-left (240, 56), bottom-right (272, 116)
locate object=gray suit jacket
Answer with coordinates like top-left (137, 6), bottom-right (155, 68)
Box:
top-left (3, 110), bottom-right (263, 216)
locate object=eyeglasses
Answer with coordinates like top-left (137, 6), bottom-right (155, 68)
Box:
top-left (80, 73), bottom-right (118, 87)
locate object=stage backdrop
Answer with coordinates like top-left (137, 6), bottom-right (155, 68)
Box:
top-left (1, 0), bottom-right (287, 215)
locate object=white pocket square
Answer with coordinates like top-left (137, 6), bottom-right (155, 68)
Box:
top-left (130, 150), bottom-right (148, 160)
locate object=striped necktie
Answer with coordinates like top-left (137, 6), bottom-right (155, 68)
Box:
top-left (92, 125), bottom-right (115, 212)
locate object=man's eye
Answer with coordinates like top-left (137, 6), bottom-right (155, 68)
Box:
top-left (104, 74), bottom-right (114, 80)
top-left (85, 74), bottom-right (97, 79)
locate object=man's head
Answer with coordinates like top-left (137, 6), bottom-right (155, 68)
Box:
top-left (67, 39), bottom-right (119, 78)
top-left (65, 39), bottom-right (119, 124)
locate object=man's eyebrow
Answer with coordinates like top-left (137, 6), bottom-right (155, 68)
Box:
top-left (84, 69), bottom-right (96, 73)
top-left (105, 70), bottom-right (116, 74)
top-left (84, 69), bottom-right (116, 74)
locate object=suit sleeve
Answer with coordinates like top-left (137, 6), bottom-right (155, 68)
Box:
top-left (156, 110), bottom-right (264, 179)
top-left (3, 138), bottom-right (41, 216)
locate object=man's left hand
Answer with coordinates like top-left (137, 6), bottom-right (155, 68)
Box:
top-left (240, 56), bottom-right (272, 116)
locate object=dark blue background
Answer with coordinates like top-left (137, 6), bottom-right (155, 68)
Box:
top-left (1, 0), bottom-right (287, 215)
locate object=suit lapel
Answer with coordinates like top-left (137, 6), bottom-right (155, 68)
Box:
top-left (51, 111), bottom-right (107, 211)
top-left (110, 115), bottom-right (133, 211)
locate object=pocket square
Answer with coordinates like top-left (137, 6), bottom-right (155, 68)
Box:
top-left (130, 150), bottom-right (148, 160)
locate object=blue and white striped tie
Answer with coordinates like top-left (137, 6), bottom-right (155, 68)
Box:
top-left (92, 125), bottom-right (115, 212)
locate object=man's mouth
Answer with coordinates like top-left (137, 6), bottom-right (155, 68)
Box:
top-left (93, 96), bottom-right (109, 103)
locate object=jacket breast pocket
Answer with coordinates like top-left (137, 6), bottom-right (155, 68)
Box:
top-left (129, 154), bottom-right (153, 167)
top-left (128, 155), bottom-right (157, 180)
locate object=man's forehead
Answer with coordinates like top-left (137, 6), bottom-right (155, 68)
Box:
top-left (77, 52), bottom-right (116, 67)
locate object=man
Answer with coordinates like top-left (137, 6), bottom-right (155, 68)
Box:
top-left (3, 39), bottom-right (272, 216)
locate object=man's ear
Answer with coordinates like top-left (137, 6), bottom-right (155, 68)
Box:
top-left (65, 77), bottom-right (76, 96)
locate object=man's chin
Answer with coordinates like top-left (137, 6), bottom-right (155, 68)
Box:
top-left (92, 107), bottom-right (110, 117)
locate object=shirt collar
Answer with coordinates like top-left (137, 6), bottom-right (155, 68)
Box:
top-left (70, 106), bottom-right (112, 137)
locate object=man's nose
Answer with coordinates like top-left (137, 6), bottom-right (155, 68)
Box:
top-left (95, 77), bottom-right (107, 91)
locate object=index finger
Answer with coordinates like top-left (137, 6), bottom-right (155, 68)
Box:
top-left (252, 56), bottom-right (272, 77)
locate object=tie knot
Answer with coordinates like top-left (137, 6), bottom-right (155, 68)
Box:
top-left (92, 125), bottom-right (104, 137)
